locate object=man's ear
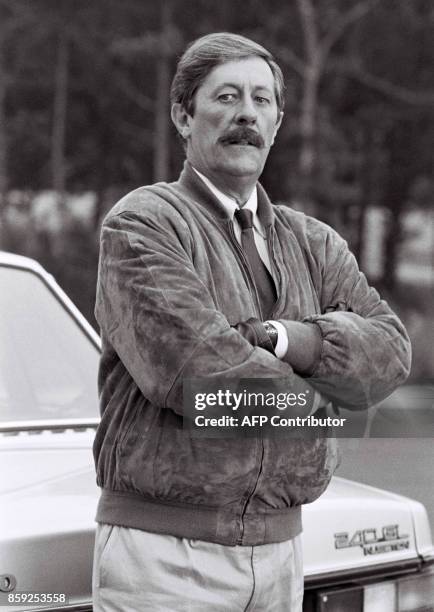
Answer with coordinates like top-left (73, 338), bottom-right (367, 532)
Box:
top-left (271, 111), bottom-right (283, 146)
top-left (171, 103), bottom-right (192, 140)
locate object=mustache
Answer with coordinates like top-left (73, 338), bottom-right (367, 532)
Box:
top-left (219, 127), bottom-right (264, 148)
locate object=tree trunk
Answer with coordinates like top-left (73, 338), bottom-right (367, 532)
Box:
top-left (381, 127), bottom-right (408, 290)
top-left (294, 0), bottom-right (380, 215)
top-left (51, 32), bottom-right (68, 204)
top-left (353, 129), bottom-right (370, 262)
top-left (0, 37), bottom-right (8, 235)
top-left (297, 66), bottom-right (320, 210)
top-left (295, 0), bottom-right (321, 213)
top-left (153, 1), bottom-right (171, 183)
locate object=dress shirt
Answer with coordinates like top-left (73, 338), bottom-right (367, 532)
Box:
top-left (192, 167), bottom-right (288, 358)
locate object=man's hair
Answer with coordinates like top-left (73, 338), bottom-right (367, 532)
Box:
top-left (170, 32), bottom-right (285, 116)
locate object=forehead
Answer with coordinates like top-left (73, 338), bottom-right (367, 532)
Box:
top-left (198, 57), bottom-right (276, 94)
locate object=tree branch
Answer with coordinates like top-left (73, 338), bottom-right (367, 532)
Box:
top-left (275, 45), bottom-right (306, 77)
top-left (331, 59), bottom-right (434, 106)
top-left (321, 0), bottom-right (382, 62)
top-left (352, 69), bottom-right (434, 106)
top-left (296, 0), bottom-right (319, 62)
top-left (117, 118), bottom-right (152, 142)
top-left (112, 70), bottom-right (153, 112)
top-left (0, 1), bottom-right (36, 41)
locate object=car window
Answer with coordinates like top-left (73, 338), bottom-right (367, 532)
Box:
top-left (0, 266), bottom-right (99, 422)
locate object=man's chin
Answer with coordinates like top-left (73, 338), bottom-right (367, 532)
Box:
top-left (218, 149), bottom-right (265, 177)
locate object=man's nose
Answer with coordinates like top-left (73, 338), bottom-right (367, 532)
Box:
top-left (235, 96), bottom-right (257, 124)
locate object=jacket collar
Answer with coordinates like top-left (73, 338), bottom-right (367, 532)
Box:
top-left (177, 161), bottom-right (275, 229)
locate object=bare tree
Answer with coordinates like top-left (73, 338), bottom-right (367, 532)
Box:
top-left (153, 1), bottom-right (173, 182)
top-left (0, 0), bottom-right (35, 243)
top-left (278, 0), bottom-right (381, 211)
top-left (51, 30), bottom-right (69, 205)
top-left (111, 0), bottom-right (183, 182)
top-left (0, 30), bottom-right (7, 223)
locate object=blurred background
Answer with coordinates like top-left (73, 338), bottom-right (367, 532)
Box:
top-left (0, 0), bottom-right (433, 382)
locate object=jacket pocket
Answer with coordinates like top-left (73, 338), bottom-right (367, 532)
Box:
top-left (118, 403), bottom-right (260, 507)
top-left (116, 399), bottom-right (162, 496)
top-left (153, 423), bottom-right (261, 506)
top-left (253, 438), bottom-right (337, 509)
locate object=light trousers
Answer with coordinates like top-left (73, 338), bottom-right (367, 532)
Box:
top-left (92, 523), bottom-right (303, 611)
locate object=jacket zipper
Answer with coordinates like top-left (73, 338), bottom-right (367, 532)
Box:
top-left (226, 221), bottom-right (266, 544)
top-left (226, 221), bottom-right (277, 545)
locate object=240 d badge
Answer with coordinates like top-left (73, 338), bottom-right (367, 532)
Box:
top-left (334, 525), bottom-right (410, 556)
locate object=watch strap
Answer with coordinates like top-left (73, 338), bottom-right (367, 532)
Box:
top-left (263, 321), bottom-right (278, 349)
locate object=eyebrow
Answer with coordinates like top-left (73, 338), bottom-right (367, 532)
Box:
top-left (212, 82), bottom-right (274, 94)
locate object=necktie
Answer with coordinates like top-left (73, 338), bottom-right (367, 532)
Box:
top-left (234, 208), bottom-right (276, 318)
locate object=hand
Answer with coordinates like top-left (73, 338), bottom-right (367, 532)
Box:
top-left (231, 318), bottom-right (275, 354)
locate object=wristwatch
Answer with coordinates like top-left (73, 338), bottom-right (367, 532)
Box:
top-left (263, 321), bottom-right (278, 349)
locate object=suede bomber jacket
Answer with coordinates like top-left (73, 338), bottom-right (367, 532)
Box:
top-left (93, 161), bottom-right (411, 546)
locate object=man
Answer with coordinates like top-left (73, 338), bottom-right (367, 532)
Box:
top-left (92, 33), bottom-right (411, 611)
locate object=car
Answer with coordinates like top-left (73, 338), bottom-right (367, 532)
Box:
top-left (0, 251), bottom-right (100, 611)
top-left (1, 251), bottom-right (433, 611)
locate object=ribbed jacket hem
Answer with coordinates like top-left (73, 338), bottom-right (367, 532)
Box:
top-left (96, 489), bottom-right (302, 546)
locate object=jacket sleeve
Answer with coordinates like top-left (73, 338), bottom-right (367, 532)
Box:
top-left (293, 227), bottom-right (411, 409)
top-left (95, 205), bottom-right (315, 414)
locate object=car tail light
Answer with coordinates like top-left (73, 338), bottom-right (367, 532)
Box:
top-left (316, 565), bottom-right (434, 611)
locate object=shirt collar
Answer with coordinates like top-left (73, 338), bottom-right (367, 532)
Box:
top-left (192, 167), bottom-right (260, 227)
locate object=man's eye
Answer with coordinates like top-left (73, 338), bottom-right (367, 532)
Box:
top-left (218, 93), bottom-right (236, 102)
top-left (255, 96), bottom-right (270, 105)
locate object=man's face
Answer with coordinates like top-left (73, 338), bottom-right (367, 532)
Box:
top-left (172, 57), bottom-right (283, 187)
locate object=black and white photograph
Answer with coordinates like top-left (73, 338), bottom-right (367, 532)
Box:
top-left (1, 1), bottom-right (433, 611)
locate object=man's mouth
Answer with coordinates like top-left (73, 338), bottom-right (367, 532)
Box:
top-left (227, 138), bottom-right (256, 146)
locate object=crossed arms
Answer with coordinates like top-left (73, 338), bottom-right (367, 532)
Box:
top-left (96, 199), bottom-right (411, 413)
